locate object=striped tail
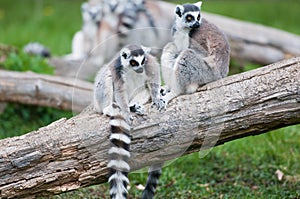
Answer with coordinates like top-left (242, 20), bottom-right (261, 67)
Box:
top-left (108, 108), bottom-right (131, 199)
top-left (140, 7), bottom-right (158, 37)
top-left (141, 163), bottom-right (163, 199)
top-left (117, 10), bottom-right (137, 49)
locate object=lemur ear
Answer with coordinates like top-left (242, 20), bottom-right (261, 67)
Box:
top-left (120, 48), bottom-right (131, 59)
top-left (141, 46), bottom-right (151, 54)
top-left (81, 2), bottom-right (89, 12)
top-left (175, 5), bottom-right (184, 18)
top-left (194, 1), bottom-right (202, 10)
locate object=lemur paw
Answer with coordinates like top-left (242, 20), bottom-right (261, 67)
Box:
top-left (160, 87), bottom-right (171, 97)
top-left (130, 104), bottom-right (145, 115)
top-left (152, 98), bottom-right (166, 111)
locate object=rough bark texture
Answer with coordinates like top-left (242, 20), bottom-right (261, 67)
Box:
top-left (0, 57), bottom-right (300, 198)
top-left (0, 70), bottom-right (93, 112)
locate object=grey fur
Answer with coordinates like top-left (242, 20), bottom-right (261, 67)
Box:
top-left (94, 44), bottom-right (165, 198)
top-left (161, 2), bottom-right (230, 103)
top-left (23, 42), bottom-right (51, 58)
top-left (141, 2), bottom-right (230, 199)
top-left (93, 44), bottom-right (165, 120)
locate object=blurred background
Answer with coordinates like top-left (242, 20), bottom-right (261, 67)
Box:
top-left (0, 0), bottom-right (299, 198)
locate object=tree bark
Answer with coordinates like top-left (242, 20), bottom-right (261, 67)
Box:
top-left (0, 70), bottom-right (93, 112)
top-left (0, 57), bottom-right (300, 198)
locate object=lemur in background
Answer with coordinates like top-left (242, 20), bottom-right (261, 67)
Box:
top-left (90, 0), bottom-right (174, 66)
top-left (64, 2), bottom-right (103, 60)
top-left (141, 2), bottom-right (230, 199)
top-left (103, 0), bottom-right (159, 48)
top-left (93, 44), bottom-right (165, 199)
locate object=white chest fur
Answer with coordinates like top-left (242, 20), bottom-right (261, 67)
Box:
top-left (83, 22), bottom-right (98, 38)
top-left (173, 30), bottom-right (190, 52)
top-left (123, 69), bottom-right (147, 101)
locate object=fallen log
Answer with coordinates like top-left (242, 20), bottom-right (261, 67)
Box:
top-left (0, 70), bottom-right (93, 112)
top-left (0, 57), bottom-right (300, 198)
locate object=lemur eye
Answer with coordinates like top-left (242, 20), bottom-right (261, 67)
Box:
top-left (197, 14), bottom-right (201, 21)
top-left (186, 15), bottom-right (194, 22)
top-left (130, 60), bottom-right (139, 66)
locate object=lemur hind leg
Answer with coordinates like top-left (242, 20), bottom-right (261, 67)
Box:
top-left (163, 48), bottom-right (218, 104)
top-left (176, 49), bottom-right (217, 93)
top-left (161, 42), bottom-right (179, 90)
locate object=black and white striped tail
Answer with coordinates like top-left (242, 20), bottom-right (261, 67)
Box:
top-left (108, 108), bottom-right (131, 199)
top-left (117, 4), bottom-right (158, 49)
top-left (142, 7), bottom-right (158, 37)
top-left (117, 10), bottom-right (137, 49)
top-left (141, 163), bottom-right (163, 199)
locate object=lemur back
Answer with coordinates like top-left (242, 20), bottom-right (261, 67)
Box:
top-left (188, 18), bottom-right (230, 78)
top-left (93, 44), bottom-right (165, 199)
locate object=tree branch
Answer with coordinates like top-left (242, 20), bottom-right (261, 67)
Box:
top-left (0, 57), bottom-right (300, 198)
top-left (0, 70), bottom-right (93, 112)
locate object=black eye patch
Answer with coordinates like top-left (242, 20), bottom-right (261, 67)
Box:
top-left (185, 14), bottom-right (194, 22)
top-left (197, 14), bottom-right (201, 21)
top-left (141, 57), bottom-right (146, 65)
top-left (130, 60), bottom-right (139, 67)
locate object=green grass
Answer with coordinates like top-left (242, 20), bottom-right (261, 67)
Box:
top-left (0, 104), bottom-right (73, 139)
top-left (1, 0), bottom-right (300, 198)
top-left (50, 126), bottom-right (300, 199)
top-left (0, 0), bottom-right (84, 55)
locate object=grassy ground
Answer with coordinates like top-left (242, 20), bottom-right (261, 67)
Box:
top-left (1, 0), bottom-right (300, 198)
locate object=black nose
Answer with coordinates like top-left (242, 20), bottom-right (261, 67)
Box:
top-left (90, 13), bottom-right (97, 19)
top-left (191, 21), bottom-right (200, 28)
top-left (135, 67), bottom-right (144, 73)
top-left (110, 4), bottom-right (118, 12)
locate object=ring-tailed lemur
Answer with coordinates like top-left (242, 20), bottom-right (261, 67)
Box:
top-left (93, 44), bottom-right (165, 199)
top-left (141, 2), bottom-right (230, 199)
top-left (77, 0), bottom-right (174, 74)
top-left (64, 2), bottom-right (103, 60)
top-left (161, 1), bottom-right (230, 104)
top-left (23, 42), bottom-right (51, 58)
top-left (103, 0), bottom-right (159, 48)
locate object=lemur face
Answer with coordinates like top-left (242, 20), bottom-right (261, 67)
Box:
top-left (175, 2), bottom-right (203, 29)
top-left (105, 0), bottom-right (119, 13)
top-left (120, 46), bottom-right (151, 74)
top-left (81, 2), bottom-right (103, 23)
top-left (105, 0), bottom-right (144, 14)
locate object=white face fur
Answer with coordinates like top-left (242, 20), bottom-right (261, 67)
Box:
top-left (175, 2), bottom-right (203, 30)
top-left (105, 0), bottom-right (144, 14)
top-left (120, 46), bottom-right (151, 74)
top-left (81, 2), bottom-right (103, 23)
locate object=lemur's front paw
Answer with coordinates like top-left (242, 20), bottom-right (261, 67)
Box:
top-left (160, 87), bottom-right (171, 97)
top-left (130, 104), bottom-right (145, 115)
top-left (152, 98), bottom-right (166, 111)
